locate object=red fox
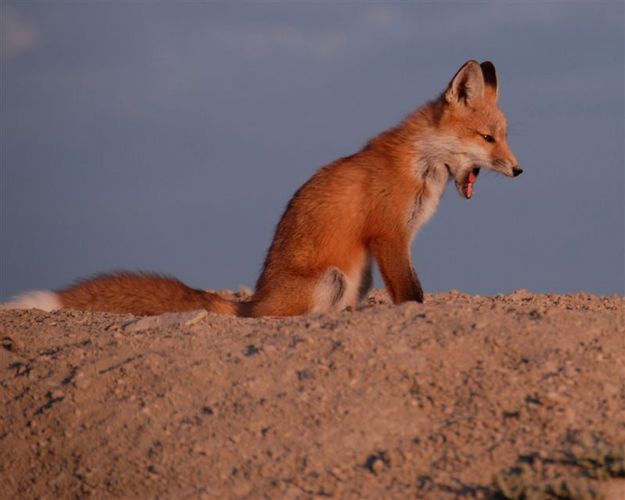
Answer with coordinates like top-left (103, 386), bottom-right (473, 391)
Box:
top-left (3, 60), bottom-right (521, 317)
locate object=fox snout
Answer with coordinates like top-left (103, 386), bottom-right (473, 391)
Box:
top-left (490, 158), bottom-right (522, 178)
top-left (500, 162), bottom-right (523, 177)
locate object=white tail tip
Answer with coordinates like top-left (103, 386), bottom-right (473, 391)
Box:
top-left (1, 290), bottom-right (62, 312)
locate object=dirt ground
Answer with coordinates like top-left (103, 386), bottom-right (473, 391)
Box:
top-left (1, 289), bottom-right (624, 499)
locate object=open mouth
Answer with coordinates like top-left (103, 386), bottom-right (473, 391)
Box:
top-left (462, 167), bottom-right (480, 199)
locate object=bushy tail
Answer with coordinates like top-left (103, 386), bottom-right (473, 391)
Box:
top-left (1, 290), bottom-right (63, 312)
top-left (2, 272), bottom-right (246, 316)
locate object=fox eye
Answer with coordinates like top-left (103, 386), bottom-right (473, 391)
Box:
top-left (481, 134), bottom-right (495, 143)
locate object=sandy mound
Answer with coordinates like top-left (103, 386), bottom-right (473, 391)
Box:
top-left (1, 290), bottom-right (624, 498)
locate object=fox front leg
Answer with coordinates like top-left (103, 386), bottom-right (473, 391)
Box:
top-left (370, 238), bottom-right (424, 304)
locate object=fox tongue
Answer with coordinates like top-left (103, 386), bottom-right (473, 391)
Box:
top-left (464, 171), bottom-right (478, 199)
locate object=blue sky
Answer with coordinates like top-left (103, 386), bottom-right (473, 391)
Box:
top-left (1, 2), bottom-right (623, 300)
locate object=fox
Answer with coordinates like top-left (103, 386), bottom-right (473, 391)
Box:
top-left (3, 60), bottom-right (521, 317)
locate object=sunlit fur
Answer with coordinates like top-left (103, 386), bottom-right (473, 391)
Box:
top-left (2, 60), bottom-right (520, 317)
top-left (1, 291), bottom-right (61, 312)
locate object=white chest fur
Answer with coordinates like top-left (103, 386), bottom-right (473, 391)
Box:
top-left (406, 163), bottom-right (449, 240)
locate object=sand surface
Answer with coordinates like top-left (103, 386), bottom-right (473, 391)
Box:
top-left (1, 289), bottom-right (624, 498)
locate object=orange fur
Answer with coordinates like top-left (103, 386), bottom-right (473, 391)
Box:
top-left (25, 60), bottom-right (520, 317)
top-left (59, 273), bottom-right (238, 316)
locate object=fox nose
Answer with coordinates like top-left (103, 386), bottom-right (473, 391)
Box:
top-left (512, 165), bottom-right (523, 177)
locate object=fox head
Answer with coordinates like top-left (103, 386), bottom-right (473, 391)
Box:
top-left (429, 60), bottom-right (522, 199)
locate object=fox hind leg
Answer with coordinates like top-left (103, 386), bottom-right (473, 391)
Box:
top-left (312, 267), bottom-right (347, 313)
top-left (248, 267), bottom-right (352, 317)
top-left (357, 258), bottom-right (373, 303)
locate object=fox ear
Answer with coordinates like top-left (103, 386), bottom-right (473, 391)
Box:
top-left (480, 61), bottom-right (498, 101)
top-left (444, 60), bottom-right (484, 106)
